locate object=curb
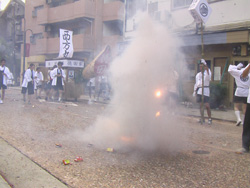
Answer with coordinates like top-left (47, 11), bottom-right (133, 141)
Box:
top-left (0, 174), bottom-right (12, 188)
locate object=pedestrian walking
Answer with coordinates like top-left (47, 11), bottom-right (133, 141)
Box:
top-left (193, 59), bottom-right (212, 124)
top-left (7, 71), bottom-right (14, 86)
top-left (45, 65), bottom-right (57, 101)
top-left (51, 62), bottom-right (66, 102)
top-left (34, 67), bottom-right (44, 99)
top-left (97, 75), bottom-right (107, 101)
top-left (166, 70), bottom-right (179, 112)
top-left (0, 59), bottom-right (11, 104)
top-left (228, 63), bottom-right (250, 126)
top-left (237, 62), bottom-right (250, 153)
top-left (87, 77), bottom-right (95, 103)
top-left (21, 63), bottom-right (35, 104)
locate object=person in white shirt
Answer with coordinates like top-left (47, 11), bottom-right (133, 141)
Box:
top-left (97, 75), bottom-right (108, 101)
top-left (51, 62), bottom-right (66, 102)
top-left (193, 59), bottom-right (212, 124)
top-left (0, 59), bottom-right (10, 104)
top-left (34, 67), bottom-right (44, 99)
top-left (87, 77), bottom-right (95, 103)
top-left (7, 72), bottom-right (14, 86)
top-left (21, 63), bottom-right (35, 104)
top-left (45, 65), bottom-right (57, 101)
top-left (228, 63), bottom-right (250, 126)
top-left (237, 62), bottom-right (250, 153)
top-left (166, 70), bottom-right (179, 112)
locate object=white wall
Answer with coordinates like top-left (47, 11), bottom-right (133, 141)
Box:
top-left (125, 0), bottom-right (250, 38)
top-left (159, 0), bottom-right (250, 28)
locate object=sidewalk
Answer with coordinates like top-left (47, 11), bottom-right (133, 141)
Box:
top-left (0, 175), bottom-right (11, 188)
top-left (0, 137), bottom-right (69, 188)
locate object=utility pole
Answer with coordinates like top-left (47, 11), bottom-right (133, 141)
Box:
top-left (12, 2), bottom-right (17, 85)
top-left (22, 17), bottom-right (34, 82)
top-left (23, 17), bottom-right (26, 77)
top-left (189, 0), bottom-right (212, 124)
top-left (200, 22), bottom-right (205, 124)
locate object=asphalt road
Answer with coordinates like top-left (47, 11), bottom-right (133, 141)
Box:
top-left (0, 87), bottom-right (249, 188)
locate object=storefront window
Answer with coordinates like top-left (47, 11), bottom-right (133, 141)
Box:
top-left (214, 57), bottom-right (228, 82)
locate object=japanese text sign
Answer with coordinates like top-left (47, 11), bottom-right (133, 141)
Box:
top-left (58, 29), bottom-right (74, 58)
top-left (189, 0), bottom-right (212, 24)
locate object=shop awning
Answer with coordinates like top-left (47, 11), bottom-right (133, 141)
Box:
top-left (45, 59), bottom-right (84, 68)
top-left (181, 30), bottom-right (249, 46)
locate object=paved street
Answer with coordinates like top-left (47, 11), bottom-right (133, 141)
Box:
top-left (0, 87), bottom-right (249, 188)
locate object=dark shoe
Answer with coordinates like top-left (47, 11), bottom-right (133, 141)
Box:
top-left (198, 119), bottom-right (205, 124)
top-left (235, 148), bottom-right (249, 154)
top-left (208, 118), bottom-right (212, 125)
top-left (236, 121), bottom-right (241, 126)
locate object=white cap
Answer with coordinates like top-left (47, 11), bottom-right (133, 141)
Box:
top-left (200, 59), bottom-right (207, 66)
top-left (237, 63), bottom-right (244, 70)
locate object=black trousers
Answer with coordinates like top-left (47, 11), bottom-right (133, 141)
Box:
top-left (242, 103), bottom-right (250, 151)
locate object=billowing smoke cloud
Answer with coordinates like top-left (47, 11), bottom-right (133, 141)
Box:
top-left (81, 14), bottom-right (188, 153)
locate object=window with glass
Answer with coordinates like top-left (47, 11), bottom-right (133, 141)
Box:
top-left (172, 0), bottom-right (193, 9)
top-left (172, 0), bottom-right (225, 9)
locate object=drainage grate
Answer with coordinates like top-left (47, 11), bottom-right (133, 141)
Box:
top-left (192, 150), bottom-right (210, 155)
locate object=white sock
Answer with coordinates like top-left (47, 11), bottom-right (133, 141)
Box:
top-left (235, 111), bottom-right (241, 122)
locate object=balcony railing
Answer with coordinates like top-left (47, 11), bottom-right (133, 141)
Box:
top-left (103, 1), bottom-right (124, 22)
top-left (31, 34), bottom-right (94, 55)
top-left (38, 0), bottom-right (95, 25)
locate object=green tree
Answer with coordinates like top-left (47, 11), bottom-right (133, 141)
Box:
top-left (210, 83), bottom-right (227, 109)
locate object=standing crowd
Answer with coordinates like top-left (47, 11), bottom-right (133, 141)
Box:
top-left (193, 59), bottom-right (250, 154)
top-left (21, 61), bottom-right (66, 104)
top-left (1, 58), bottom-right (250, 153)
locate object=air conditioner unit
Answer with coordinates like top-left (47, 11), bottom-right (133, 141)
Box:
top-left (30, 35), bottom-right (36, 45)
top-left (16, 30), bottom-right (24, 36)
top-left (32, 10), bottom-right (37, 18)
top-left (45, 25), bottom-right (52, 32)
top-left (154, 10), bottom-right (171, 22)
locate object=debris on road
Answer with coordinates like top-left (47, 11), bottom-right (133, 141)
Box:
top-left (87, 144), bottom-right (93, 147)
top-left (74, 156), bottom-right (83, 162)
top-left (107, 148), bottom-right (114, 152)
top-left (62, 160), bottom-right (71, 165)
top-left (55, 143), bottom-right (62, 148)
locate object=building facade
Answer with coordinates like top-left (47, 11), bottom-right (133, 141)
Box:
top-left (124, 0), bottom-right (250, 107)
top-left (0, 0), bottom-right (24, 85)
top-left (23, 0), bottom-right (124, 74)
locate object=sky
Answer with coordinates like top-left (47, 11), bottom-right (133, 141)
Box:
top-left (0, 0), bottom-right (25, 10)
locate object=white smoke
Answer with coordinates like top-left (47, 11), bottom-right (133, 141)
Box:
top-left (81, 14), bottom-right (188, 153)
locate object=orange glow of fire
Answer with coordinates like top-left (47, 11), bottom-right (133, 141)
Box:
top-left (155, 90), bottom-right (162, 98)
top-left (120, 136), bottom-right (135, 143)
top-left (155, 111), bottom-right (160, 117)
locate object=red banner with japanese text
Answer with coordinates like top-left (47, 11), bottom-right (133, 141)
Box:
top-left (94, 45), bottom-right (111, 76)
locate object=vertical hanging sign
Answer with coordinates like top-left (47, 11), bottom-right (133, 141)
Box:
top-left (58, 29), bottom-right (74, 58)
